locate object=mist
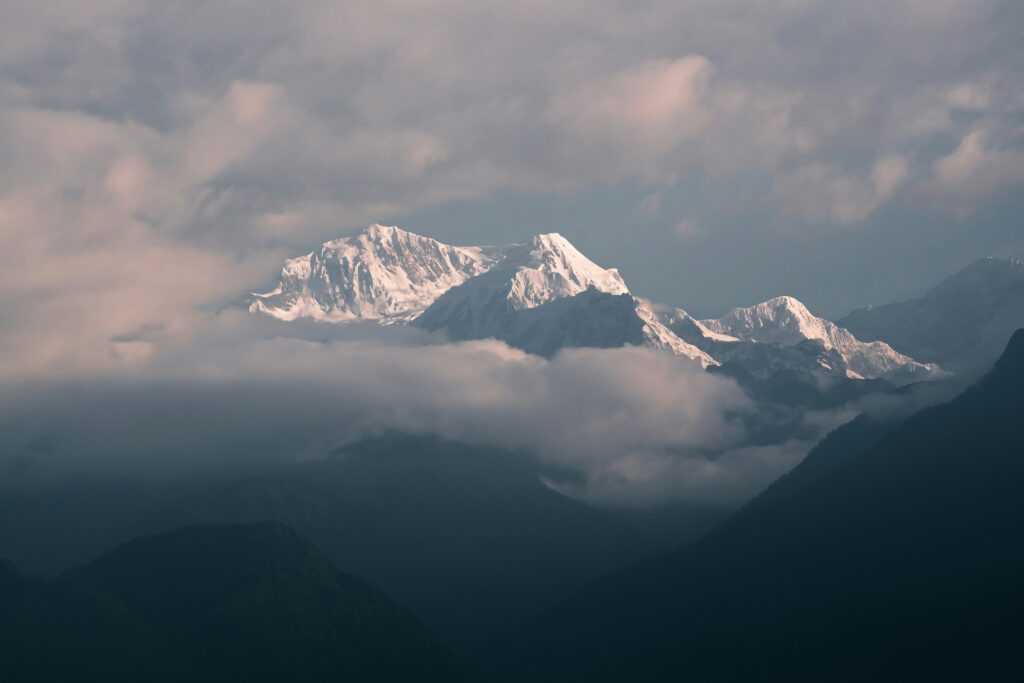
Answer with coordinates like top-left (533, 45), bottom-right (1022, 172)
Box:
top-left (0, 309), bottom-right (838, 508)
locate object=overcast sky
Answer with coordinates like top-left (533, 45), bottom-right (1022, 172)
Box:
top-left (1, 0), bottom-right (1022, 378)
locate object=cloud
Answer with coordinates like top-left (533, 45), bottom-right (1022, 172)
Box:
top-left (548, 439), bottom-right (815, 508)
top-left (0, 0), bottom-right (1020, 377)
top-left (0, 0), bottom-right (1017, 516)
top-left (0, 99), bottom-right (285, 379)
top-left (0, 318), bottom-right (809, 506)
top-left (774, 156), bottom-right (908, 225)
top-left (182, 80), bottom-right (293, 182)
top-left (155, 333), bottom-right (761, 504)
top-left (546, 56), bottom-right (713, 179)
top-left (633, 192), bottom-right (663, 217)
top-left (927, 126), bottom-right (1024, 205)
top-left (673, 218), bottom-right (702, 239)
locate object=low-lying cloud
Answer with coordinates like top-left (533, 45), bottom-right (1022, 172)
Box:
top-left (0, 314), bottom-right (825, 507)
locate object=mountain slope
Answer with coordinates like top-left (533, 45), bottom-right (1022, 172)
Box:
top-left (3, 522), bottom-right (477, 682)
top-left (251, 225), bottom-right (714, 363)
top-left (500, 329), bottom-right (1024, 681)
top-left (1, 557), bottom-right (169, 680)
top-left (709, 339), bottom-right (893, 408)
top-left (412, 232), bottom-right (626, 336)
top-left (0, 436), bottom-right (726, 651)
top-left (251, 226), bottom-right (627, 324)
top-left (699, 295), bottom-right (944, 382)
top-left (418, 286), bottom-right (717, 366)
top-left (408, 232), bottom-right (713, 363)
top-left (661, 306), bottom-right (888, 406)
top-left (150, 436), bottom-right (724, 647)
top-left (839, 256), bottom-right (1024, 370)
top-left (251, 224), bottom-right (509, 322)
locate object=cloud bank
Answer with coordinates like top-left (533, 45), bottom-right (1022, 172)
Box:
top-left (3, 318), bottom-right (800, 506)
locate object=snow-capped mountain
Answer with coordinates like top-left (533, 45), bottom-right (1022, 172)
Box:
top-left (634, 302), bottom-right (720, 365)
top-left (838, 257), bottom-right (1024, 371)
top-left (251, 225), bottom-right (944, 380)
top-left (413, 232), bottom-right (629, 329)
top-left (696, 296), bottom-right (944, 382)
top-left (427, 288), bottom-right (713, 364)
top-left (250, 225), bottom-right (626, 323)
top-left (658, 302), bottom-right (937, 400)
top-left (250, 224), bottom-right (510, 322)
top-left (410, 232), bottom-right (716, 366)
top-left (252, 225), bottom-right (716, 366)
top-left (659, 308), bottom-right (740, 349)
top-left (418, 286), bottom-right (716, 367)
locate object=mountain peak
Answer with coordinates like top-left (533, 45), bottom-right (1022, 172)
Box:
top-left (703, 296), bottom-right (823, 346)
top-left (399, 230), bottom-right (717, 364)
top-left (361, 223), bottom-right (404, 239)
top-left (943, 256), bottom-right (1024, 287)
top-left (530, 232), bottom-right (571, 248)
top-left (763, 295), bottom-right (810, 311)
top-left (414, 230), bottom-right (632, 330)
top-left (251, 225), bottom-right (633, 330)
top-left (838, 256), bottom-right (1024, 368)
top-left (526, 233), bottom-right (597, 267)
top-left (960, 255), bottom-right (1023, 272)
top-left (250, 225), bottom-right (508, 322)
top-left (700, 296), bottom-right (943, 382)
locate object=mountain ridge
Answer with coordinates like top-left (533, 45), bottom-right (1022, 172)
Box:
top-left (2, 521), bottom-right (479, 682)
top-left (250, 224), bottom-right (510, 322)
top-left (838, 256), bottom-right (1024, 370)
top-left (251, 225), bottom-right (941, 383)
top-left (698, 295), bottom-right (944, 382)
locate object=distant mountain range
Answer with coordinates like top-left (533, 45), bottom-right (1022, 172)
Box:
top-left (839, 256), bottom-right (1024, 372)
top-left (494, 329), bottom-right (1024, 681)
top-left (252, 225), bottom-right (953, 389)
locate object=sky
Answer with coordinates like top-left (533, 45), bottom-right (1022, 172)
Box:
top-left (1, 0), bottom-right (1023, 378)
top-left (0, 2), bottom-right (1019, 505)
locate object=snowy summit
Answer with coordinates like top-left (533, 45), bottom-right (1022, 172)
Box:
top-left (250, 224), bottom-right (508, 323)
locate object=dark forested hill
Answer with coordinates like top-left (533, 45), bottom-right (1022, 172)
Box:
top-left (2, 522), bottom-right (479, 682)
top-left (500, 330), bottom-right (1024, 681)
top-left (151, 437), bottom-right (724, 647)
top-left (0, 437), bottom-right (724, 650)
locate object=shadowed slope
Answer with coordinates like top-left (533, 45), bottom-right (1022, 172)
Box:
top-left (501, 330), bottom-right (1024, 681)
top-left (3, 522), bottom-right (479, 682)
